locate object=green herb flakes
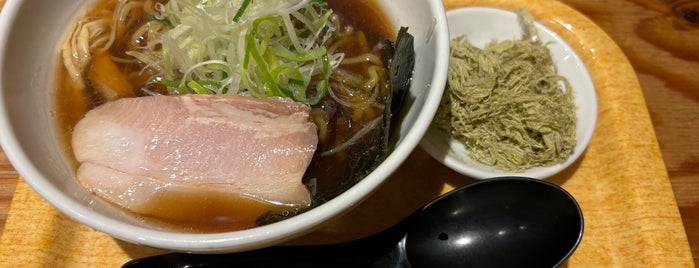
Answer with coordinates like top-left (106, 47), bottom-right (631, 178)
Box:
top-left (434, 9), bottom-right (577, 172)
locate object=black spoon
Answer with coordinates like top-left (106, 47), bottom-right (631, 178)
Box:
top-left (123, 176), bottom-right (583, 268)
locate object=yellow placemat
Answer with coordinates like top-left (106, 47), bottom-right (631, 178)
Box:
top-left (1, 0), bottom-right (694, 267)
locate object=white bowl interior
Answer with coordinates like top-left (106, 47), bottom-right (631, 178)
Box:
top-left (0, 0), bottom-right (449, 252)
top-left (420, 7), bottom-right (598, 180)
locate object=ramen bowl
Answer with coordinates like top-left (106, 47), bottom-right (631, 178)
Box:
top-left (0, 0), bottom-right (449, 253)
top-left (420, 7), bottom-right (597, 180)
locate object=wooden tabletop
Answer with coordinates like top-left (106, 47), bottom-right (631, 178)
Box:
top-left (0, 0), bottom-right (15, 233)
top-left (555, 0), bottom-right (699, 264)
top-left (1, 0), bottom-right (698, 265)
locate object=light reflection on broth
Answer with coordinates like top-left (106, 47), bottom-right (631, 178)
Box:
top-left (56, 0), bottom-right (398, 232)
top-left (137, 189), bottom-right (297, 232)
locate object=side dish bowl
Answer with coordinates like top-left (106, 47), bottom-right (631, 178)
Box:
top-left (0, 0), bottom-right (449, 253)
top-left (420, 7), bottom-right (598, 180)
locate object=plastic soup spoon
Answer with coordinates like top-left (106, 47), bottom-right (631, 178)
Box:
top-left (123, 176), bottom-right (584, 268)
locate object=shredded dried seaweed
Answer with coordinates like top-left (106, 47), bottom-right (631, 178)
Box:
top-left (434, 9), bottom-right (577, 172)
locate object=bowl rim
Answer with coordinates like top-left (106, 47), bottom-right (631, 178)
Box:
top-left (0, 0), bottom-right (451, 252)
top-left (420, 6), bottom-right (598, 180)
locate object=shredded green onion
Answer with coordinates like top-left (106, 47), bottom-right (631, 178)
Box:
top-left (187, 80), bottom-right (209, 94)
top-left (144, 14), bottom-right (173, 27)
top-left (133, 0), bottom-right (337, 103)
top-left (233, 0), bottom-right (252, 22)
top-left (271, 46), bottom-right (327, 62)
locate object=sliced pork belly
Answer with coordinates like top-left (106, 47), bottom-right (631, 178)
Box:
top-left (72, 94), bottom-right (317, 216)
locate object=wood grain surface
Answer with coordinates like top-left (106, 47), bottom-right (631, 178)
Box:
top-left (0, 0), bottom-right (698, 265)
top-left (557, 0), bottom-right (699, 263)
top-left (0, 0), bottom-right (15, 232)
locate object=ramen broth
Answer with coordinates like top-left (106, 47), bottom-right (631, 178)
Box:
top-left (56, 0), bottom-right (399, 232)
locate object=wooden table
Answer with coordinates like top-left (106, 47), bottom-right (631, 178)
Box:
top-left (1, 0), bottom-right (698, 265)
top-left (555, 0), bottom-right (699, 264)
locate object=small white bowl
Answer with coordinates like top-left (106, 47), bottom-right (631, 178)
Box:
top-left (420, 7), bottom-right (598, 180)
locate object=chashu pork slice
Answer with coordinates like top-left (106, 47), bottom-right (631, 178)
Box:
top-left (72, 94), bottom-right (318, 214)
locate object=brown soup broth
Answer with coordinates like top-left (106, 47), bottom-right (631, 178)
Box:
top-left (302, 0), bottom-right (396, 202)
top-left (56, 0), bottom-right (396, 232)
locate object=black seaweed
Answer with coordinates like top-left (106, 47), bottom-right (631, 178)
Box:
top-left (256, 28), bottom-right (416, 227)
top-left (389, 27), bottom-right (415, 114)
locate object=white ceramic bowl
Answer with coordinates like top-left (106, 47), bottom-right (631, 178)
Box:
top-left (0, 0), bottom-right (449, 253)
top-left (420, 7), bottom-right (597, 180)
